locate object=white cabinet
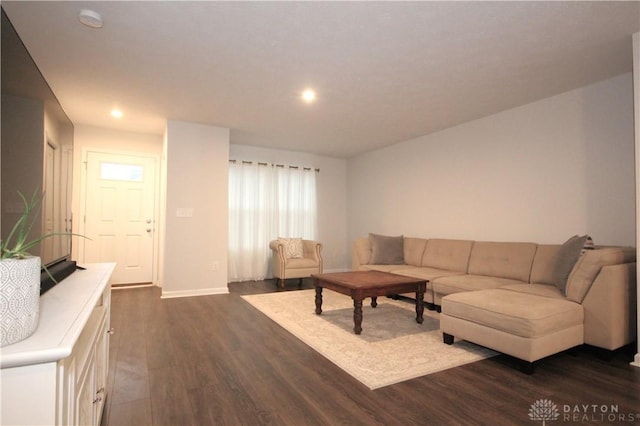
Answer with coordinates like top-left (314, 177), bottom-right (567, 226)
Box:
top-left (64, 290), bottom-right (110, 425)
top-left (93, 314), bottom-right (109, 424)
top-left (1, 263), bottom-right (115, 426)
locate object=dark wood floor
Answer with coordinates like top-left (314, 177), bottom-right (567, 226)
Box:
top-left (103, 279), bottom-right (640, 426)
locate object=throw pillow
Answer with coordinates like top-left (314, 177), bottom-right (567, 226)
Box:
top-left (369, 233), bottom-right (404, 265)
top-left (552, 234), bottom-right (593, 295)
top-left (278, 237), bottom-right (304, 259)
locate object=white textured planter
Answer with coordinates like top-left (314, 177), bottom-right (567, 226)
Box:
top-left (0, 257), bottom-right (41, 347)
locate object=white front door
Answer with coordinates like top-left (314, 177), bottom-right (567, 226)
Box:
top-left (83, 151), bottom-right (157, 284)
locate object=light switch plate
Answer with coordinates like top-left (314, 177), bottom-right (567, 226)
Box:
top-left (176, 208), bottom-right (194, 218)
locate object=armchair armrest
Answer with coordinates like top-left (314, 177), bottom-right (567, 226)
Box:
top-left (302, 240), bottom-right (323, 264)
top-left (269, 240), bottom-right (284, 252)
top-left (269, 240), bottom-right (287, 265)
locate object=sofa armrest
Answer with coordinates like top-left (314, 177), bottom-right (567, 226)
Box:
top-left (566, 246), bottom-right (635, 303)
top-left (581, 262), bottom-right (637, 350)
top-left (352, 237), bottom-right (371, 270)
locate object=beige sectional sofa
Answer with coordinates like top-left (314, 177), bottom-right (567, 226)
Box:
top-left (352, 236), bottom-right (637, 371)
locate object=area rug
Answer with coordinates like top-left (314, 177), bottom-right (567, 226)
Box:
top-left (241, 289), bottom-right (497, 389)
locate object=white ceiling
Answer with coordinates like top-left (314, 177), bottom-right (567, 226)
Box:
top-left (3, 1), bottom-right (639, 158)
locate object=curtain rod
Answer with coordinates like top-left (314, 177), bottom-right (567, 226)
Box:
top-left (229, 159), bottom-right (319, 173)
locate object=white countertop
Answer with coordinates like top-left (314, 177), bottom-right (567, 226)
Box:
top-left (1, 263), bottom-right (115, 369)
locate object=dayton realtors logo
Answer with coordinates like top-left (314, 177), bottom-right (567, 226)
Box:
top-left (529, 399), bottom-right (560, 425)
top-left (529, 399), bottom-right (639, 424)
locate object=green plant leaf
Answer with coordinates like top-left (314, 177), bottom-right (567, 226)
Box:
top-left (0, 189), bottom-right (89, 260)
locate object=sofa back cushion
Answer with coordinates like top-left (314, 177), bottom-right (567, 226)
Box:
top-left (530, 244), bottom-right (562, 285)
top-left (468, 241), bottom-right (538, 282)
top-left (566, 247), bottom-right (636, 303)
top-left (552, 235), bottom-right (593, 295)
top-left (421, 239), bottom-right (473, 272)
top-left (369, 233), bottom-right (404, 264)
top-left (404, 237), bottom-right (428, 267)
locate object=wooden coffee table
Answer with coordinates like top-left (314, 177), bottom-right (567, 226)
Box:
top-left (311, 270), bottom-right (427, 335)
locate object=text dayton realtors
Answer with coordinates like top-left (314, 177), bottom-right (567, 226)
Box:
top-left (562, 404), bottom-right (637, 423)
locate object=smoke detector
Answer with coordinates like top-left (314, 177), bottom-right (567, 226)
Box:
top-left (78, 9), bottom-right (103, 29)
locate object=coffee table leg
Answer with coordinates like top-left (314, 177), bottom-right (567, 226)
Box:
top-left (353, 298), bottom-right (363, 335)
top-left (371, 297), bottom-right (377, 308)
top-left (416, 287), bottom-right (424, 324)
top-left (315, 287), bottom-right (323, 315)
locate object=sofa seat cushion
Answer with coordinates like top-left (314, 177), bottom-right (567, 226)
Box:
top-left (393, 267), bottom-right (466, 282)
top-left (500, 283), bottom-right (565, 299)
top-left (362, 264), bottom-right (411, 273)
top-left (393, 267), bottom-right (465, 302)
top-left (285, 257), bottom-right (320, 268)
top-left (441, 289), bottom-right (583, 339)
top-left (359, 266), bottom-right (462, 284)
top-left (432, 274), bottom-right (524, 297)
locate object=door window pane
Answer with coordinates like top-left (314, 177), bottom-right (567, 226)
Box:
top-left (100, 163), bottom-right (143, 182)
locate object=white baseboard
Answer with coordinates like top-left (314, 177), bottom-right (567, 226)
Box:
top-left (161, 287), bottom-right (229, 299)
top-left (631, 353), bottom-right (640, 368)
top-left (111, 283), bottom-right (154, 290)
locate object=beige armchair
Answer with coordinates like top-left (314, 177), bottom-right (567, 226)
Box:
top-left (269, 239), bottom-right (323, 288)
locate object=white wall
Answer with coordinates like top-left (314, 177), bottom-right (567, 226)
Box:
top-left (348, 73), bottom-right (636, 247)
top-left (73, 124), bottom-right (164, 156)
top-left (632, 32), bottom-right (639, 368)
top-left (230, 145), bottom-right (349, 272)
top-left (162, 120), bottom-right (230, 297)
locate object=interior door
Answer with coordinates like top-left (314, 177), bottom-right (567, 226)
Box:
top-left (43, 141), bottom-right (56, 263)
top-left (83, 151), bottom-right (156, 285)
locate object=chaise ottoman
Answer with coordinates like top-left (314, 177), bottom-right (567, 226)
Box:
top-left (440, 288), bottom-right (584, 372)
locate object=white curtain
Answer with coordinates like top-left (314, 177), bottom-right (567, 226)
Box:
top-left (228, 162), bottom-right (317, 282)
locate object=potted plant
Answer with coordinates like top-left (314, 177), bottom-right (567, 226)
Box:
top-left (0, 190), bottom-right (80, 347)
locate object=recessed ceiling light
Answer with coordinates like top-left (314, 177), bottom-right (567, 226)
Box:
top-left (110, 109), bottom-right (123, 119)
top-left (78, 9), bottom-right (103, 29)
top-left (301, 89), bottom-right (316, 103)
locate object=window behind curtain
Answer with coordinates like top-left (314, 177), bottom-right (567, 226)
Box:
top-left (228, 162), bottom-right (317, 282)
